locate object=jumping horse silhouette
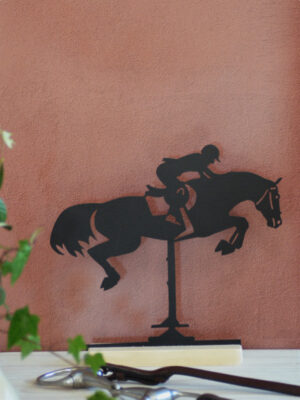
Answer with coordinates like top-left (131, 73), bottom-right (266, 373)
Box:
top-left (51, 171), bottom-right (282, 291)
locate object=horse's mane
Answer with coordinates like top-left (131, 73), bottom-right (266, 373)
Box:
top-left (188, 171), bottom-right (274, 187)
top-left (186, 171), bottom-right (275, 205)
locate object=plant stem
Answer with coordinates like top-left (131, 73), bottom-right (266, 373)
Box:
top-left (49, 351), bottom-right (78, 367)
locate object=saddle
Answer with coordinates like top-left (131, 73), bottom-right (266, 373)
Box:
top-left (146, 183), bottom-right (190, 226)
top-left (146, 183), bottom-right (189, 208)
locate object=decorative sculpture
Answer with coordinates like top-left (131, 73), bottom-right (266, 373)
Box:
top-left (50, 146), bottom-right (282, 344)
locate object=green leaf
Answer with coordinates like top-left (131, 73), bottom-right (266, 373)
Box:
top-left (0, 287), bottom-right (6, 305)
top-left (18, 334), bottom-right (41, 359)
top-left (0, 222), bottom-right (12, 230)
top-left (67, 335), bottom-right (86, 363)
top-left (0, 198), bottom-right (7, 222)
top-left (2, 240), bottom-right (32, 284)
top-left (87, 391), bottom-right (116, 400)
top-left (1, 130), bottom-right (15, 149)
top-left (7, 306), bottom-right (40, 349)
top-left (0, 160), bottom-right (3, 189)
top-left (84, 353), bottom-right (106, 375)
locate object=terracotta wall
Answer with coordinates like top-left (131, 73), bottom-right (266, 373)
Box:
top-left (0, 0), bottom-right (299, 350)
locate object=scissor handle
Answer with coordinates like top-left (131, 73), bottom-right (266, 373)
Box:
top-left (36, 367), bottom-right (89, 387)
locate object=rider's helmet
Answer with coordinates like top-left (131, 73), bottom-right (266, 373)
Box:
top-left (201, 144), bottom-right (220, 163)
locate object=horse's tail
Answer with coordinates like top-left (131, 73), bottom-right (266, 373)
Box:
top-left (50, 204), bottom-right (101, 256)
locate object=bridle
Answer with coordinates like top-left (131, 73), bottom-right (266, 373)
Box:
top-left (255, 186), bottom-right (276, 207)
top-left (255, 177), bottom-right (281, 207)
top-left (255, 179), bottom-right (282, 227)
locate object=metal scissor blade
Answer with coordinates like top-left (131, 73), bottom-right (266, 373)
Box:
top-left (36, 367), bottom-right (114, 389)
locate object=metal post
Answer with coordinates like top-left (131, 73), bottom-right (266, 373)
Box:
top-left (167, 240), bottom-right (178, 326)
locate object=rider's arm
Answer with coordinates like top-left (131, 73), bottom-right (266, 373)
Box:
top-left (201, 167), bottom-right (217, 178)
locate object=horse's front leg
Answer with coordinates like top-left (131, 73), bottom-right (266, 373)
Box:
top-left (229, 217), bottom-right (249, 249)
top-left (215, 216), bottom-right (249, 255)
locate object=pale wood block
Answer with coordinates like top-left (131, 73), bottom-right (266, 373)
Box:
top-left (88, 344), bottom-right (243, 367)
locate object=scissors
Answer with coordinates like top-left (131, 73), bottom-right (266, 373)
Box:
top-left (36, 366), bottom-right (229, 400)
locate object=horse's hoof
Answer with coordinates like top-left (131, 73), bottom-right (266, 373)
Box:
top-left (215, 240), bottom-right (227, 252)
top-left (215, 240), bottom-right (235, 255)
top-left (221, 243), bottom-right (235, 255)
top-left (100, 276), bottom-right (120, 291)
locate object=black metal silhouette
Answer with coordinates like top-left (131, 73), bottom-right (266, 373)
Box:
top-left (51, 163), bottom-right (282, 345)
top-left (51, 171), bottom-right (282, 284)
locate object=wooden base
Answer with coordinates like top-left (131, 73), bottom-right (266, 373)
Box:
top-left (88, 342), bottom-right (243, 367)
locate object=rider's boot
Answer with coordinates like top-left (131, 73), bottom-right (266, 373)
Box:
top-left (165, 206), bottom-right (183, 225)
top-left (146, 182), bottom-right (194, 237)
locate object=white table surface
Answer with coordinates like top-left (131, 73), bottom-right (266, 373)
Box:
top-left (0, 350), bottom-right (300, 400)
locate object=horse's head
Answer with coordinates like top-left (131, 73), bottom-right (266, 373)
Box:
top-left (255, 178), bottom-right (282, 228)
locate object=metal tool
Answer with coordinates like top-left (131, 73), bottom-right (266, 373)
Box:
top-left (36, 367), bottom-right (229, 400)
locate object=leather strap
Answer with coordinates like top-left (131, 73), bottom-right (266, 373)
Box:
top-left (106, 363), bottom-right (300, 396)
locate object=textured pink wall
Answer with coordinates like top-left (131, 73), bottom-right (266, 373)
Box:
top-left (0, 0), bottom-right (299, 349)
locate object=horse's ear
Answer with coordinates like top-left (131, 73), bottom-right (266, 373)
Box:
top-left (275, 177), bottom-right (282, 185)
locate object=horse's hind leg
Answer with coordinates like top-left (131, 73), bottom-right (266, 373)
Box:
top-left (88, 237), bottom-right (141, 290)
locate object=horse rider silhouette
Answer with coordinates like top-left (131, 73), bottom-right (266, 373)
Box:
top-left (146, 144), bottom-right (220, 232)
top-left (51, 169), bottom-right (282, 290)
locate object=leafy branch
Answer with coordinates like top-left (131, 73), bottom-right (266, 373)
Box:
top-left (0, 130), bottom-right (111, 399)
top-left (0, 129), bottom-right (41, 357)
top-left (67, 335), bottom-right (111, 400)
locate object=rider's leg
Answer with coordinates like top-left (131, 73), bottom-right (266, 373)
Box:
top-left (174, 206), bottom-right (195, 239)
top-left (146, 164), bottom-right (176, 198)
top-left (165, 205), bottom-right (183, 225)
